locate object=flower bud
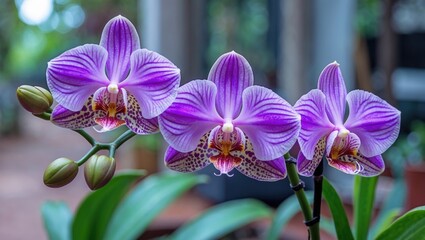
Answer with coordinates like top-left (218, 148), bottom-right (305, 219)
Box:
top-left (43, 158), bottom-right (79, 188)
top-left (84, 155), bottom-right (116, 190)
top-left (17, 85), bottom-right (53, 114)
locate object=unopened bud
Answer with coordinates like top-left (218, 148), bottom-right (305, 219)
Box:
top-left (43, 158), bottom-right (78, 188)
top-left (84, 155), bottom-right (116, 190)
top-left (17, 85), bottom-right (53, 114)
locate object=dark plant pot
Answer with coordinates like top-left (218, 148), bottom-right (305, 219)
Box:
top-left (405, 163), bottom-right (425, 210)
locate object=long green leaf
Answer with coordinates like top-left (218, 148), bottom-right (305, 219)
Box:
top-left (104, 173), bottom-right (207, 240)
top-left (376, 206), bottom-right (425, 240)
top-left (72, 170), bottom-right (145, 240)
top-left (353, 175), bottom-right (378, 240)
top-left (320, 217), bottom-right (337, 237)
top-left (369, 179), bottom-right (405, 239)
top-left (169, 199), bottom-right (272, 240)
top-left (266, 191), bottom-right (314, 240)
top-left (41, 201), bottom-right (72, 240)
top-left (322, 178), bottom-right (354, 240)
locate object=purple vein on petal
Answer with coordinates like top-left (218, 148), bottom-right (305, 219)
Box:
top-left (317, 62), bottom-right (347, 126)
top-left (208, 51), bottom-right (254, 119)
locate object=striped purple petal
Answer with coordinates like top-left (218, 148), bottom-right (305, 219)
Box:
top-left (234, 86), bottom-right (300, 160)
top-left (294, 89), bottom-right (335, 160)
top-left (158, 80), bottom-right (223, 152)
top-left (47, 44), bottom-right (109, 111)
top-left (208, 51), bottom-right (254, 120)
top-left (317, 62), bottom-right (347, 126)
top-left (121, 48), bottom-right (180, 119)
top-left (344, 90), bottom-right (401, 157)
top-left (99, 15), bottom-right (140, 83)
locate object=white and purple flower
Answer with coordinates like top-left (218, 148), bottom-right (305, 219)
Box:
top-left (295, 62), bottom-right (401, 177)
top-left (47, 16), bottom-right (180, 134)
top-left (158, 51), bottom-right (301, 181)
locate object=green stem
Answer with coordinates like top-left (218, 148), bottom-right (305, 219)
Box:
top-left (76, 129), bottom-right (136, 165)
top-left (109, 130), bottom-right (136, 157)
top-left (33, 112), bottom-right (51, 121)
top-left (73, 129), bottom-right (96, 146)
top-left (76, 145), bottom-right (101, 166)
top-left (284, 153), bottom-right (320, 240)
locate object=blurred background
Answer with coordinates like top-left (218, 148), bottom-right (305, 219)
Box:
top-left (1, 0), bottom-right (425, 239)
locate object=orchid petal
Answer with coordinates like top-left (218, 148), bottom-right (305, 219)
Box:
top-left (234, 86), bottom-right (300, 160)
top-left (317, 62), bottom-right (347, 125)
top-left (208, 51), bottom-right (254, 119)
top-left (235, 140), bottom-right (286, 181)
top-left (294, 89), bottom-right (335, 159)
top-left (345, 90), bottom-right (401, 157)
top-left (297, 137), bottom-right (326, 177)
top-left (125, 93), bottom-right (159, 134)
top-left (121, 49), bottom-right (180, 119)
top-left (164, 133), bottom-right (213, 172)
top-left (47, 44), bottom-right (109, 111)
top-left (51, 99), bottom-right (100, 129)
top-left (158, 80), bottom-right (223, 152)
top-left (100, 15), bottom-right (140, 83)
top-left (327, 154), bottom-right (384, 177)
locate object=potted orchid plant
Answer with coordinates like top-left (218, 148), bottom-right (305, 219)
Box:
top-left (17, 15), bottom-right (425, 240)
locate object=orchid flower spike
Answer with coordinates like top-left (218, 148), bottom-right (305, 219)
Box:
top-left (158, 51), bottom-right (301, 181)
top-left (47, 15), bottom-right (180, 134)
top-left (295, 62), bottom-right (401, 177)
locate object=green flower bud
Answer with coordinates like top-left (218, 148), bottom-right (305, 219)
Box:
top-left (17, 85), bottom-right (53, 114)
top-left (84, 155), bottom-right (116, 190)
top-left (43, 158), bottom-right (79, 188)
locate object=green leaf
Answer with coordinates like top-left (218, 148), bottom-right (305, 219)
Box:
top-left (41, 201), bottom-right (72, 240)
top-left (266, 191), bottom-right (314, 240)
top-left (320, 217), bottom-right (337, 237)
top-left (369, 179), bottom-right (405, 239)
top-left (353, 175), bottom-right (378, 240)
top-left (169, 199), bottom-right (272, 240)
top-left (376, 206), bottom-right (425, 240)
top-left (72, 170), bottom-right (145, 240)
top-left (104, 173), bottom-right (207, 240)
top-left (322, 178), bottom-right (354, 240)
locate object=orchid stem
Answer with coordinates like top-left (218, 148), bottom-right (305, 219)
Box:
top-left (73, 129), bottom-right (96, 146)
top-left (75, 130), bottom-right (135, 165)
top-left (284, 153), bottom-right (320, 240)
top-left (313, 159), bottom-right (324, 225)
top-left (33, 112), bottom-right (51, 121)
top-left (109, 129), bottom-right (136, 157)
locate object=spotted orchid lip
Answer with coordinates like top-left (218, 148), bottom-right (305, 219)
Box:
top-left (295, 62), bottom-right (400, 177)
top-left (159, 51), bottom-right (300, 181)
top-left (47, 15), bottom-right (180, 134)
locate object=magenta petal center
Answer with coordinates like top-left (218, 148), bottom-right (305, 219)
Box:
top-left (208, 127), bottom-right (245, 177)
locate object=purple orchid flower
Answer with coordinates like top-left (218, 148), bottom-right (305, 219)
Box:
top-left (295, 62), bottom-right (401, 177)
top-left (158, 51), bottom-right (301, 181)
top-left (47, 16), bottom-right (180, 134)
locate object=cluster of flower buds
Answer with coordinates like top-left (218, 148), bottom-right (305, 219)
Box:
top-left (42, 155), bottom-right (116, 190)
top-left (17, 85), bottom-right (117, 190)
